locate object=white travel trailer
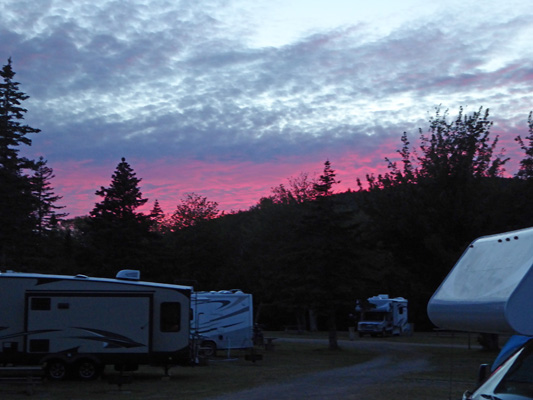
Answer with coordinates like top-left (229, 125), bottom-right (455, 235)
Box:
top-left (0, 269), bottom-right (192, 380)
top-left (427, 227), bottom-right (533, 400)
top-left (192, 290), bottom-right (253, 356)
top-left (356, 294), bottom-right (409, 337)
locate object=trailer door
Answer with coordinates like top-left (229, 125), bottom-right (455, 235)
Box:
top-left (25, 293), bottom-right (152, 355)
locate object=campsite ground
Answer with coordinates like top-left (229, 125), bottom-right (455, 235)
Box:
top-left (0, 332), bottom-right (500, 400)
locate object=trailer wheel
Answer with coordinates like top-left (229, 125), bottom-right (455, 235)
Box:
top-left (201, 341), bottom-right (217, 357)
top-left (46, 359), bottom-right (68, 381)
top-left (75, 359), bottom-right (102, 380)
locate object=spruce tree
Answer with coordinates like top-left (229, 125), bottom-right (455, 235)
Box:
top-left (313, 160), bottom-right (340, 196)
top-left (90, 157), bottom-right (148, 221)
top-left (87, 157), bottom-right (149, 273)
top-left (31, 157), bottom-right (68, 236)
top-left (0, 58), bottom-right (41, 266)
top-left (148, 199), bottom-right (167, 233)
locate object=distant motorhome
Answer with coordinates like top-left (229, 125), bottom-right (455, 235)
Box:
top-left (0, 270), bottom-right (192, 380)
top-left (356, 294), bottom-right (410, 337)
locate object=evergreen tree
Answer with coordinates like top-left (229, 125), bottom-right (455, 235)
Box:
top-left (313, 160), bottom-right (340, 196)
top-left (90, 157), bottom-right (148, 220)
top-left (148, 199), bottom-right (167, 233)
top-left (0, 58), bottom-right (41, 266)
top-left (87, 157), bottom-right (149, 274)
top-left (31, 157), bottom-right (68, 236)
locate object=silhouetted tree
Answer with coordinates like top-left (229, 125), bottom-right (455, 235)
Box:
top-left (148, 199), bottom-right (167, 233)
top-left (0, 58), bottom-right (41, 266)
top-left (417, 106), bottom-right (508, 181)
top-left (269, 172), bottom-right (319, 204)
top-left (515, 111), bottom-right (533, 180)
top-left (86, 157), bottom-right (149, 274)
top-left (314, 160), bottom-right (340, 196)
top-left (31, 157), bottom-right (68, 236)
top-left (170, 193), bottom-right (219, 230)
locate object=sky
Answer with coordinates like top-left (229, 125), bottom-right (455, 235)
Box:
top-left (1, 0), bottom-right (532, 217)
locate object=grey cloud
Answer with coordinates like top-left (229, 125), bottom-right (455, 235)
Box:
top-left (3, 1), bottom-right (533, 169)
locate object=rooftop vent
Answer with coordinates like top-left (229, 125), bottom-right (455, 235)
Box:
top-left (116, 269), bottom-right (141, 281)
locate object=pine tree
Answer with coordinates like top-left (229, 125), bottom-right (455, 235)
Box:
top-left (87, 157), bottom-right (149, 273)
top-left (90, 157), bottom-right (148, 221)
top-left (149, 199), bottom-right (167, 233)
top-left (31, 157), bottom-right (68, 235)
top-left (0, 58), bottom-right (41, 266)
top-left (313, 160), bottom-right (340, 196)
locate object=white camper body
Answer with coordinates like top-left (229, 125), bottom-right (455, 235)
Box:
top-left (0, 270), bottom-right (192, 380)
top-left (427, 227), bottom-right (533, 400)
top-left (427, 227), bottom-right (533, 335)
top-left (192, 290), bottom-right (253, 355)
top-left (356, 294), bottom-right (409, 337)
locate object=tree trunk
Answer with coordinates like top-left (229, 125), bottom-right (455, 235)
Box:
top-left (309, 309), bottom-right (318, 332)
top-left (328, 310), bottom-right (339, 350)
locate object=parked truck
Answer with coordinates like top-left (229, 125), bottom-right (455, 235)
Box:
top-left (0, 269), bottom-right (192, 380)
top-left (355, 294), bottom-right (409, 337)
top-left (191, 290), bottom-right (253, 356)
top-left (427, 226), bottom-right (533, 400)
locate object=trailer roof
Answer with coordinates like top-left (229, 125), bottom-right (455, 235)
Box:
top-left (0, 270), bottom-right (193, 291)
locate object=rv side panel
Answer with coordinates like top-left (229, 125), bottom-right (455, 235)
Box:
top-left (25, 292), bottom-right (152, 356)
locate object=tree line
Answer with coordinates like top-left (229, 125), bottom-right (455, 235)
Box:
top-left (3, 58), bottom-right (533, 347)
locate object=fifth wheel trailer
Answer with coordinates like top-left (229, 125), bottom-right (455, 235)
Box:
top-left (427, 227), bottom-right (533, 400)
top-left (191, 290), bottom-right (253, 356)
top-left (0, 269), bottom-right (192, 380)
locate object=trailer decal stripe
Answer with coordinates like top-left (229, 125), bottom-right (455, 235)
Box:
top-left (0, 329), bottom-right (60, 340)
top-left (209, 307), bottom-right (250, 323)
top-left (72, 327), bottom-right (146, 348)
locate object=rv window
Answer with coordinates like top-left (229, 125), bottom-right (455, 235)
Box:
top-left (31, 297), bottom-right (51, 311)
top-left (161, 302), bottom-right (181, 332)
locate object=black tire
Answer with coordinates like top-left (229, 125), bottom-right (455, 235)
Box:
top-left (76, 359), bottom-right (102, 380)
top-left (201, 341), bottom-right (217, 357)
top-left (46, 359), bottom-right (68, 381)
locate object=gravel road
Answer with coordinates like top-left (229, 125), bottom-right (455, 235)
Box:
top-left (205, 338), bottom-right (467, 400)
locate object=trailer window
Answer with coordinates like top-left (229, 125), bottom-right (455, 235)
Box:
top-left (31, 297), bottom-right (51, 311)
top-left (161, 302), bottom-right (181, 332)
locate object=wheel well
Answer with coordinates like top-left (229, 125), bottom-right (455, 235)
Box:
top-left (202, 340), bottom-right (217, 348)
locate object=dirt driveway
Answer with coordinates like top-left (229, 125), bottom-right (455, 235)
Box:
top-left (206, 338), bottom-right (478, 400)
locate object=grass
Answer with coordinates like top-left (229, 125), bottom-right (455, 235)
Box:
top-left (0, 331), bottom-right (502, 400)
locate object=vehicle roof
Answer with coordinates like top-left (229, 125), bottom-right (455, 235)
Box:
top-left (0, 270), bottom-right (192, 291)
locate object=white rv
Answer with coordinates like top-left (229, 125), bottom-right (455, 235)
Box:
top-left (356, 294), bottom-right (409, 337)
top-left (427, 227), bottom-right (533, 400)
top-left (192, 290), bottom-right (253, 356)
top-left (0, 269), bottom-right (192, 380)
